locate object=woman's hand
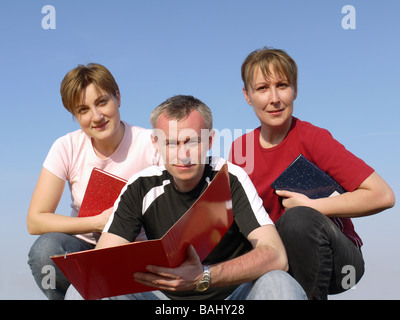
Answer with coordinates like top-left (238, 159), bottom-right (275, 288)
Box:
top-left (276, 190), bottom-right (313, 210)
top-left (91, 207), bottom-right (114, 232)
top-left (276, 171), bottom-right (395, 218)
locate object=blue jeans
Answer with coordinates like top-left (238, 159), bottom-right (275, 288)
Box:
top-left (27, 232), bottom-right (94, 300)
top-left (65, 270), bottom-right (307, 300)
top-left (275, 206), bottom-right (365, 300)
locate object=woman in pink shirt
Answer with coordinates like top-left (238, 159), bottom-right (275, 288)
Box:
top-left (27, 63), bottom-right (159, 299)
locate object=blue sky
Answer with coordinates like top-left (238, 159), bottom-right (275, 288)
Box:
top-left (0, 0), bottom-right (399, 299)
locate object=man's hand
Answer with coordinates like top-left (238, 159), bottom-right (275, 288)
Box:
top-left (133, 245), bottom-right (204, 292)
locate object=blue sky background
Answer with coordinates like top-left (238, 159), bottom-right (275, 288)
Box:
top-left (0, 0), bottom-right (399, 299)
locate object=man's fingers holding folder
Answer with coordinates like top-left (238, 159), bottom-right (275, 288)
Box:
top-left (133, 245), bottom-right (204, 292)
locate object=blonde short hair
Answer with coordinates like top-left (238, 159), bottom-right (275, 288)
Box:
top-left (241, 47), bottom-right (298, 92)
top-left (60, 63), bottom-right (120, 115)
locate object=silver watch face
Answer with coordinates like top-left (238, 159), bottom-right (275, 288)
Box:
top-left (197, 281), bottom-right (210, 291)
top-left (196, 266), bottom-right (211, 292)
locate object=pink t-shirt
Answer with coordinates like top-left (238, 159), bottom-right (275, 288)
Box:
top-left (230, 118), bottom-right (374, 248)
top-left (43, 121), bottom-right (159, 243)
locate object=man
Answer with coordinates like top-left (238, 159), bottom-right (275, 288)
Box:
top-left (66, 94), bottom-right (306, 300)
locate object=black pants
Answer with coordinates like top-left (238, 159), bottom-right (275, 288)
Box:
top-left (275, 206), bottom-right (365, 300)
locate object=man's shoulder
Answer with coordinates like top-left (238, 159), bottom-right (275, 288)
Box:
top-left (126, 165), bottom-right (167, 184)
top-left (208, 157), bottom-right (251, 187)
top-left (208, 156), bottom-right (227, 171)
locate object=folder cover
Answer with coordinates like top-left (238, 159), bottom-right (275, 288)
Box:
top-left (78, 168), bottom-right (127, 217)
top-left (271, 154), bottom-right (345, 199)
top-left (52, 163), bottom-right (233, 300)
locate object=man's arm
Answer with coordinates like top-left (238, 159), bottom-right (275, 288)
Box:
top-left (96, 232), bottom-right (129, 249)
top-left (209, 224), bottom-right (287, 287)
top-left (133, 224), bottom-right (288, 291)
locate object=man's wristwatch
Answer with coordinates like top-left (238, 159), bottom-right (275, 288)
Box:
top-left (195, 265), bottom-right (211, 292)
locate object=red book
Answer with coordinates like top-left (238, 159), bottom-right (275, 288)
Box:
top-left (52, 163), bottom-right (233, 300)
top-left (78, 168), bottom-right (127, 217)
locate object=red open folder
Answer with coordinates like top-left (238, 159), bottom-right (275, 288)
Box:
top-left (52, 163), bottom-right (233, 300)
top-left (78, 168), bottom-right (127, 217)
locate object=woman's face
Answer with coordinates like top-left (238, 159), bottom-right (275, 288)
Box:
top-left (74, 83), bottom-right (122, 144)
top-left (243, 65), bottom-right (297, 130)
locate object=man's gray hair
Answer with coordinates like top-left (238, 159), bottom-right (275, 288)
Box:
top-left (150, 95), bottom-right (213, 130)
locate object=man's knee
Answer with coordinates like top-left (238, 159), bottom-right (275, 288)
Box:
top-left (250, 270), bottom-right (307, 300)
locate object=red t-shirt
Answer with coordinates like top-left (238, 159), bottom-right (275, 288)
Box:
top-left (230, 117), bottom-right (374, 248)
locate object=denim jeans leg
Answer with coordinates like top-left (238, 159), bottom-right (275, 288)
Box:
top-left (275, 206), bottom-right (364, 300)
top-left (28, 232), bottom-right (94, 300)
top-left (227, 270), bottom-right (307, 300)
top-left (65, 285), bottom-right (170, 300)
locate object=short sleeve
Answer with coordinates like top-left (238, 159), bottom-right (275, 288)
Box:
top-left (308, 128), bottom-right (374, 192)
top-left (43, 136), bottom-right (71, 181)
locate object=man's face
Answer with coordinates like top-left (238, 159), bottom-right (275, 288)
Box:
top-left (153, 110), bottom-right (214, 192)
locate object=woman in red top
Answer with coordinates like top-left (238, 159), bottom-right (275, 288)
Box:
top-left (230, 47), bottom-right (395, 299)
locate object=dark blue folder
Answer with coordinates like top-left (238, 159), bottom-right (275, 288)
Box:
top-left (271, 154), bottom-right (345, 199)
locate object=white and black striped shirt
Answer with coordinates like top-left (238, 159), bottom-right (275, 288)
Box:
top-left (105, 157), bottom-right (273, 299)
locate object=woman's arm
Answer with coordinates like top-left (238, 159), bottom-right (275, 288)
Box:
top-left (27, 167), bottom-right (112, 235)
top-left (277, 171), bottom-right (395, 218)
